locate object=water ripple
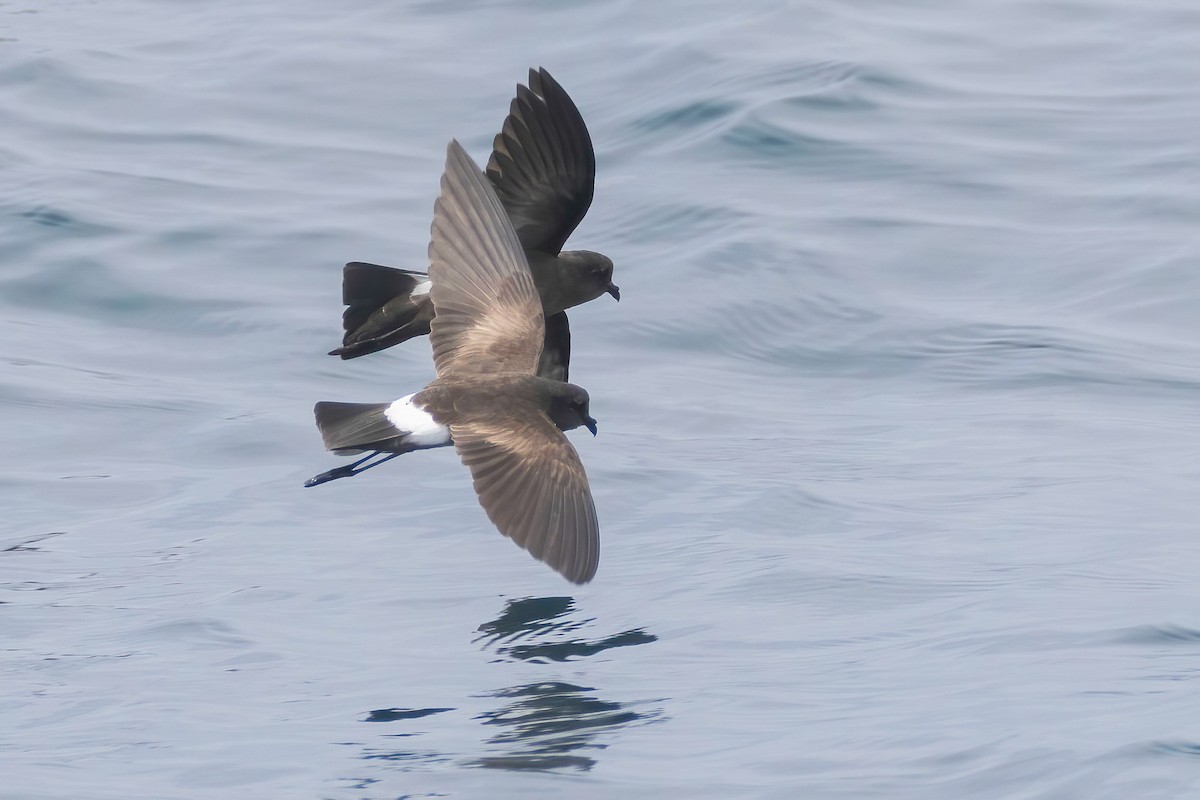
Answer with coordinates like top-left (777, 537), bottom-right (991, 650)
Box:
top-left (1114, 625), bottom-right (1200, 646)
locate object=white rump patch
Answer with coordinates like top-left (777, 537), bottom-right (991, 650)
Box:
top-left (411, 279), bottom-right (432, 297)
top-left (385, 393), bottom-right (451, 447)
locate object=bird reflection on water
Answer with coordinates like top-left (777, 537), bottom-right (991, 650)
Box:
top-left (473, 681), bottom-right (645, 771)
top-left (470, 596), bottom-right (661, 771)
top-left (475, 596), bottom-right (657, 663)
top-left (350, 596), bottom-right (661, 777)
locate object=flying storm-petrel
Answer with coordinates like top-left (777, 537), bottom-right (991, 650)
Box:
top-left (306, 140), bottom-right (602, 584)
top-left (329, 68), bottom-right (618, 383)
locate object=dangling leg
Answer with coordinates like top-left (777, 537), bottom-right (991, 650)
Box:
top-left (304, 451), bottom-right (403, 488)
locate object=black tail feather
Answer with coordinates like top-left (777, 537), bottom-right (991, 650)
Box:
top-left (314, 401), bottom-right (408, 454)
top-left (332, 263), bottom-right (435, 359)
top-left (342, 261), bottom-right (426, 303)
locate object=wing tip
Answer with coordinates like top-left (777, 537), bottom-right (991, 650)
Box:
top-left (563, 556), bottom-right (599, 585)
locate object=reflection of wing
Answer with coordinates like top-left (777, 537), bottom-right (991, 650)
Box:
top-left (428, 140), bottom-right (543, 377)
top-left (486, 68), bottom-right (595, 256)
top-left (536, 311), bottom-right (571, 382)
top-left (452, 412), bottom-right (599, 584)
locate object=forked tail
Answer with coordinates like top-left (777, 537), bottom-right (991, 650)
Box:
top-left (329, 262), bottom-right (435, 359)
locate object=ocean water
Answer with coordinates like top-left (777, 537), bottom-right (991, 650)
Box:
top-left (3, 0), bottom-right (1199, 797)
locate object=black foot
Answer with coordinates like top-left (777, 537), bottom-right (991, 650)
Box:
top-left (303, 451), bottom-right (403, 488)
top-left (304, 465), bottom-right (357, 487)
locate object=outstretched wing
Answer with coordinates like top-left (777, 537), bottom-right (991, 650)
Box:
top-left (486, 67), bottom-right (596, 256)
top-left (428, 140), bottom-right (544, 377)
top-left (452, 411), bottom-right (600, 584)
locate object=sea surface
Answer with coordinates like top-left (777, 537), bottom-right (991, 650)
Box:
top-left (2, 1), bottom-right (1199, 797)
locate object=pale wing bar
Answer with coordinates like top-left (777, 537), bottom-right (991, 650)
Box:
top-left (428, 141), bottom-right (545, 377)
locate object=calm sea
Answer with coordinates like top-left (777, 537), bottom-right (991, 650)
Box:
top-left (3, 1), bottom-right (1199, 797)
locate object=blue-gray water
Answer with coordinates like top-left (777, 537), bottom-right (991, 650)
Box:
top-left (3, 1), bottom-right (1199, 797)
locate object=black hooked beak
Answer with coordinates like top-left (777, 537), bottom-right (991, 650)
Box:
top-left (606, 282), bottom-right (620, 302)
top-left (583, 415), bottom-right (598, 436)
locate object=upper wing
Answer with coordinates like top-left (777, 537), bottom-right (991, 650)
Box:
top-left (452, 411), bottom-right (600, 584)
top-left (486, 67), bottom-right (596, 256)
top-left (428, 140), bottom-right (544, 377)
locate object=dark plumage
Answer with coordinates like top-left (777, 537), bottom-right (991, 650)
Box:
top-left (307, 140), bottom-right (601, 584)
top-left (329, 68), bottom-right (618, 363)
